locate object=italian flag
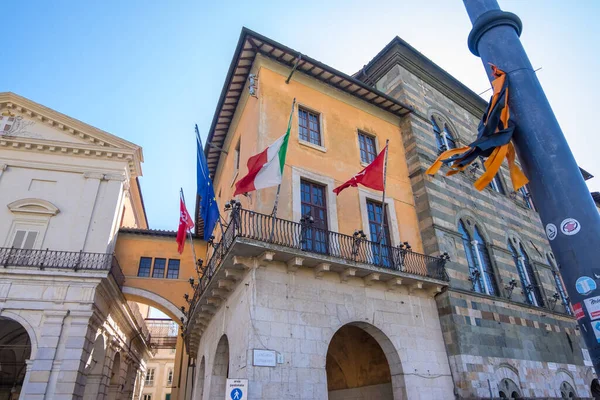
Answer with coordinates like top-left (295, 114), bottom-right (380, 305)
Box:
top-left (234, 125), bottom-right (290, 196)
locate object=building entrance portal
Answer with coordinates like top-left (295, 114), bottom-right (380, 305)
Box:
top-left (326, 324), bottom-right (398, 400)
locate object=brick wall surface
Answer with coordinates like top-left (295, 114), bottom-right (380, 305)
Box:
top-left (364, 58), bottom-right (596, 398)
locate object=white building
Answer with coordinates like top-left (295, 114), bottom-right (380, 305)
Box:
top-left (0, 92), bottom-right (151, 400)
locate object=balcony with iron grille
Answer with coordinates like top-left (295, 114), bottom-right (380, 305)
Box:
top-left (184, 204), bottom-right (449, 350)
top-left (0, 247), bottom-right (125, 288)
top-left (145, 318), bottom-right (178, 349)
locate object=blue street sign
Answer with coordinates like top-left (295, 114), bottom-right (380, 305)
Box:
top-left (231, 388), bottom-right (243, 400)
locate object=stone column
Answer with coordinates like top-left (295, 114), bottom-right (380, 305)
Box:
top-left (18, 360), bottom-right (35, 400)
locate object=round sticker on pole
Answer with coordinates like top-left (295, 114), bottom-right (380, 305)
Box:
top-left (561, 218), bottom-right (581, 236)
top-left (576, 276), bottom-right (597, 296)
top-left (546, 223), bottom-right (557, 241)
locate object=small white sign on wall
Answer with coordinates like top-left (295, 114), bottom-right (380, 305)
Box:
top-left (253, 349), bottom-right (277, 367)
top-left (226, 379), bottom-right (247, 400)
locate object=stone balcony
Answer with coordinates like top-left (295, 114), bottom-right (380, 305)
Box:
top-left (184, 206), bottom-right (450, 356)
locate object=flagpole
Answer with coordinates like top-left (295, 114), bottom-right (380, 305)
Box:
top-left (378, 140), bottom-right (390, 263)
top-left (270, 98), bottom-right (296, 218)
top-left (181, 188), bottom-right (199, 275)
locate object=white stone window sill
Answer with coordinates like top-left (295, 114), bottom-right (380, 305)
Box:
top-left (299, 139), bottom-right (327, 153)
top-left (230, 170), bottom-right (239, 187)
top-left (360, 161), bottom-right (372, 168)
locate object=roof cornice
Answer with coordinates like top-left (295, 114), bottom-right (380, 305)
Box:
top-left (355, 37), bottom-right (488, 118)
top-left (202, 28), bottom-right (415, 179)
top-left (0, 92), bottom-right (143, 176)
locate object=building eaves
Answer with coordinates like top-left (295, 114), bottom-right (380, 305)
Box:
top-left (119, 227), bottom-right (202, 240)
top-left (202, 27), bottom-right (414, 179)
top-left (354, 36), bottom-right (488, 117)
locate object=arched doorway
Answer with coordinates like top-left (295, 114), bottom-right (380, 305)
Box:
top-left (326, 323), bottom-right (401, 400)
top-left (0, 316), bottom-right (32, 399)
top-left (210, 335), bottom-right (229, 399)
top-left (107, 352), bottom-right (121, 400)
top-left (195, 356), bottom-right (206, 400)
top-left (83, 335), bottom-right (107, 400)
top-left (498, 378), bottom-right (522, 398)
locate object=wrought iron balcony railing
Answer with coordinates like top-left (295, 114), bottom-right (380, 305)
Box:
top-left (0, 247), bottom-right (125, 288)
top-left (187, 207), bottom-right (449, 316)
top-left (145, 318), bottom-right (178, 349)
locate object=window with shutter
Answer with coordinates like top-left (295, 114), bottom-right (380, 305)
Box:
top-left (11, 230), bottom-right (38, 249)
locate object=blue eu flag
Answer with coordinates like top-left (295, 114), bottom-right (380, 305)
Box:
top-left (196, 125), bottom-right (220, 240)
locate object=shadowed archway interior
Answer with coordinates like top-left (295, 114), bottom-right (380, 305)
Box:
top-left (326, 325), bottom-right (393, 399)
top-left (0, 316), bottom-right (31, 399)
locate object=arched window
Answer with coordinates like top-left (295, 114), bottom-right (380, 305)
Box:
top-left (431, 115), bottom-right (457, 154)
top-left (508, 241), bottom-right (544, 307)
top-left (459, 220), bottom-right (498, 296)
top-left (548, 254), bottom-right (572, 315)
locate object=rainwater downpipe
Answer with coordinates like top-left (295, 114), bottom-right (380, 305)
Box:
top-left (43, 310), bottom-right (70, 400)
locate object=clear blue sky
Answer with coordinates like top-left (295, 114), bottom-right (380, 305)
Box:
top-left (2, 1), bottom-right (598, 230)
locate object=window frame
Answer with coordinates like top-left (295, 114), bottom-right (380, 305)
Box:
top-left (167, 368), bottom-right (173, 386)
top-left (137, 257), bottom-right (152, 278)
top-left (430, 114), bottom-right (458, 154)
top-left (509, 240), bottom-right (544, 307)
top-left (357, 131), bottom-right (377, 165)
top-left (145, 368), bottom-right (155, 386)
top-left (166, 259), bottom-right (180, 279)
top-left (458, 219), bottom-right (499, 296)
top-left (152, 258), bottom-right (166, 278)
top-left (298, 106), bottom-right (323, 147)
top-left (300, 179), bottom-right (329, 254)
top-left (548, 254), bottom-right (572, 315)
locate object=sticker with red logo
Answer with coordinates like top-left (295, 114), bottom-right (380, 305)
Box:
top-left (560, 218), bottom-right (581, 236)
top-left (584, 297), bottom-right (600, 320)
top-left (573, 302), bottom-right (585, 320)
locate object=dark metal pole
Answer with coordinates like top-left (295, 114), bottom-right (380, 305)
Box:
top-left (463, 0), bottom-right (600, 375)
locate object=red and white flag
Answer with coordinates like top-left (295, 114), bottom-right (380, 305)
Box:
top-left (176, 198), bottom-right (194, 254)
top-left (333, 145), bottom-right (388, 195)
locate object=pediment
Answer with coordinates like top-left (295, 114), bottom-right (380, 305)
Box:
top-left (0, 114), bottom-right (92, 145)
top-left (8, 198), bottom-right (60, 216)
top-left (0, 92), bottom-right (143, 176)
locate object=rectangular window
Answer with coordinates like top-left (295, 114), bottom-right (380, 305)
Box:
top-left (145, 368), bottom-right (155, 386)
top-left (166, 260), bottom-right (180, 279)
top-left (152, 258), bottom-right (166, 278)
top-left (358, 132), bottom-right (377, 164)
top-left (300, 180), bottom-right (328, 254)
top-left (167, 368), bottom-right (173, 385)
top-left (137, 257), bottom-right (152, 277)
top-left (367, 200), bottom-right (392, 267)
top-left (11, 230), bottom-right (38, 249)
top-left (165, 395), bottom-right (171, 400)
top-left (298, 108), bottom-right (321, 146)
top-left (143, 395), bottom-right (152, 400)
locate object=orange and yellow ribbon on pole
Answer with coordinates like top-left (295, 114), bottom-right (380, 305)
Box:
top-left (426, 65), bottom-right (528, 191)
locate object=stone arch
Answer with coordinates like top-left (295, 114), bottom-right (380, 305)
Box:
top-left (555, 369), bottom-right (577, 397)
top-left (0, 311), bottom-right (38, 360)
top-left (325, 321), bottom-right (404, 400)
top-left (110, 352), bottom-right (121, 385)
top-left (427, 108), bottom-right (463, 145)
top-left (454, 209), bottom-right (493, 244)
top-left (495, 365), bottom-right (521, 398)
top-left (209, 335), bottom-right (229, 399)
top-left (7, 198), bottom-right (60, 216)
top-left (85, 333), bottom-right (106, 375)
top-left (83, 333), bottom-right (108, 400)
top-left (0, 315), bottom-right (33, 399)
top-left (194, 356), bottom-right (206, 400)
top-left (122, 286), bottom-right (184, 322)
